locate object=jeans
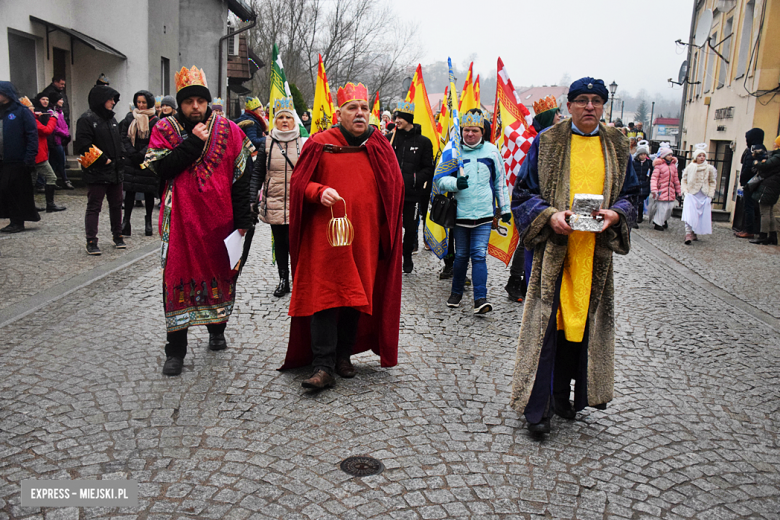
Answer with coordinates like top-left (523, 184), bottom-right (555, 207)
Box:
top-left (451, 223), bottom-right (492, 301)
top-left (310, 307), bottom-right (360, 375)
top-left (165, 322), bottom-right (227, 359)
top-left (49, 144), bottom-right (68, 182)
top-left (85, 183), bottom-right (123, 240)
top-left (743, 194), bottom-right (760, 234)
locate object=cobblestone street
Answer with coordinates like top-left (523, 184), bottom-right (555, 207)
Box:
top-left (1, 199), bottom-right (780, 519)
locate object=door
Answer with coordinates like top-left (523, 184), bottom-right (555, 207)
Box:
top-left (712, 140), bottom-right (733, 210)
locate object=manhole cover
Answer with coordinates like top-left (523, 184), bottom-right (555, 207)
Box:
top-left (340, 456), bottom-right (384, 477)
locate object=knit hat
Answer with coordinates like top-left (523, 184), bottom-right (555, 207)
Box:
top-left (635, 140), bottom-right (650, 157)
top-left (692, 143), bottom-right (707, 161)
top-left (775, 135), bottom-right (780, 148)
top-left (160, 95), bottom-right (177, 109)
top-left (382, 110), bottom-right (392, 119)
top-left (657, 142), bottom-right (673, 159)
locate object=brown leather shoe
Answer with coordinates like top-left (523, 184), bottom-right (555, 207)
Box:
top-left (735, 231), bottom-right (754, 239)
top-left (335, 358), bottom-right (356, 378)
top-left (301, 370), bottom-right (335, 389)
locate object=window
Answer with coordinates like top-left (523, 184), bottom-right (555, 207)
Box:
top-left (735, 0), bottom-right (755, 78)
top-left (704, 30), bottom-right (718, 93)
top-left (7, 31), bottom-right (37, 98)
top-left (227, 25), bottom-right (238, 56)
top-left (161, 57), bottom-right (170, 95)
top-left (717, 18), bottom-right (733, 87)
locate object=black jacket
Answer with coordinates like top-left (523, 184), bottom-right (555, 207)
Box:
top-left (387, 124), bottom-right (433, 202)
top-left (119, 90), bottom-right (159, 193)
top-left (740, 128), bottom-right (766, 186)
top-left (633, 156), bottom-right (654, 199)
top-left (753, 149), bottom-right (780, 206)
top-left (152, 109), bottom-right (253, 230)
top-left (75, 86), bottom-right (124, 184)
top-left (41, 82), bottom-right (70, 129)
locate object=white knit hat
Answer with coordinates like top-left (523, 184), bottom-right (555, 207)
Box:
top-left (635, 140), bottom-right (650, 156)
top-left (657, 142), bottom-right (673, 159)
top-left (692, 143), bottom-right (707, 161)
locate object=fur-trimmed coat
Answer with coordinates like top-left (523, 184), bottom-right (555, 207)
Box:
top-left (509, 120), bottom-right (639, 413)
top-left (681, 161), bottom-right (717, 198)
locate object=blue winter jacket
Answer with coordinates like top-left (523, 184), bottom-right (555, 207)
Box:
top-left (234, 111), bottom-right (267, 152)
top-left (436, 140), bottom-right (510, 222)
top-left (0, 81), bottom-right (38, 166)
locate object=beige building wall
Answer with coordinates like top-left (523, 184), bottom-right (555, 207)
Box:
top-left (680, 0), bottom-right (780, 216)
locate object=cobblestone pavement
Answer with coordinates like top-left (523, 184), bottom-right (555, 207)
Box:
top-left (0, 188), bottom-right (160, 312)
top-left (1, 210), bottom-right (779, 519)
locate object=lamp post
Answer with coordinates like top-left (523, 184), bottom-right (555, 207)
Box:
top-left (608, 80), bottom-right (618, 123)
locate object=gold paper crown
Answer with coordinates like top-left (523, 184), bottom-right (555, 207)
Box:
top-left (77, 145), bottom-right (103, 168)
top-left (245, 97), bottom-right (262, 111)
top-left (174, 66), bottom-right (208, 93)
top-left (369, 113), bottom-right (381, 128)
top-left (154, 96), bottom-right (162, 107)
top-left (461, 111), bottom-right (484, 128)
top-left (19, 96), bottom-right (33, 108)
top-left (533, 95), bottom-right (558, 114)
top-left (212, 97), bottom-right (224, 109)
top-left (273, 96), bottom-right (294, 113)
top-left (394, 101), bottom-right (415, 115)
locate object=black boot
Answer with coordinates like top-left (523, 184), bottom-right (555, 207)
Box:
top-left (122, 217), bottom-right (131, 236)
top-left (45, 185), bottom-right (66, 212)
top-left (750, 232), bottom-right (768, 244)
top-left (504, 275), bottom-right (525, 302)
top-left (273, 270), bottom-right (291, 297)
top-left (145, 215), bottom-right (153, 236)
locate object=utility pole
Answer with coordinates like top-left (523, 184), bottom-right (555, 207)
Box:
top-left (649, 101), bottom-right (655, 140)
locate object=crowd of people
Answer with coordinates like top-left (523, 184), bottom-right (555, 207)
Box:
top-left (2, 67), bottom-right (780, 436)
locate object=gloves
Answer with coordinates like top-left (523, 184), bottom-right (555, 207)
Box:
top-left (456, 175), bottom-right (469, 190)
top-left (501, 212), bottom-right (512, 223)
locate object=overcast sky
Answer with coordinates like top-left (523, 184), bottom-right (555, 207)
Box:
top-left (395, 0), bottom-right (694, 100)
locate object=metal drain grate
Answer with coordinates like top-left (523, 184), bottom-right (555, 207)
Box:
top-left (339, 456), bottom-right (384, 477)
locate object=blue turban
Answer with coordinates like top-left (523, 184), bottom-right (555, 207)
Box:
top-left (567, 77), bottom-right (609, 103)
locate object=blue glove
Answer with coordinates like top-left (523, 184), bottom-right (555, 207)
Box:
top-left (501, 212), bottom-right (512, 223)
top-left (456, 175), bottom-right (469, 190)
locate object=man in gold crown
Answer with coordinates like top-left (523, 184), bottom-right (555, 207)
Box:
top-left (235, 97), bottom-right (267, 152)
top-left (145, 66), bottom-right (254, 376)
top-left (509, 77), bottom-right (639, 434)
top-left (280, 82), bottom-right (404, 390)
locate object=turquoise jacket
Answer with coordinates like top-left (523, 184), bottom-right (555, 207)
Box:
top-left (436, 140), bottom-right (510, 222)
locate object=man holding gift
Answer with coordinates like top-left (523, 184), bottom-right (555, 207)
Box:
top-left (509, 77), bottom-right (639, 434)
top-left (280, 82), bottom-right (404, 390)
top-left (144, 66), bottom-right (254, 376)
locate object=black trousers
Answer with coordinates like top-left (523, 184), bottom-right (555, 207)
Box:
top-left (310, 307), bottom-right (360, 374)
top-left (418, 183), bottom-right (432, 227)
top-left (402, 201), bottom-right (418, 261)
top-left (124, 191), bottom-right (154, 220)
top-left (271, 224), bottom-right (290, 278)
top-left (165, 322), bottom-right (227, 359)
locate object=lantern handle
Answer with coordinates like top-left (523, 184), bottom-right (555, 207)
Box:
top-left (330, 198), bottom-right (347, 220)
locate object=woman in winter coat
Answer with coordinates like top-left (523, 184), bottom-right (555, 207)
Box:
top-left (30, 94), bottom-right (66, 212)
top-left (49, 94), bottom-right (73, 189)
top-left (435, 110), bottom-right (510, 315)
top-left (749, 135), bottom-right (780, 245)
top-left (649, 145), bottom-right (680, 231)
top-left (680, 145), bottom-right (717, 244)
top-left (249, 98), bottom-right (304, 297)
top-left (632, 140), bottom-right (653, 223)
top-left (118, 90), bottom-right (158, 236)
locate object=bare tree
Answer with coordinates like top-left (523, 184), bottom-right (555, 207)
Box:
top-left (245, 0), bottom-right (420, 106)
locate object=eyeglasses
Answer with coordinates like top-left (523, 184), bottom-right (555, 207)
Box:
top-left (571, 98), bottom-right (605, 108)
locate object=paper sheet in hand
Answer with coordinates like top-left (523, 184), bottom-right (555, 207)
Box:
top-left (224, 230), bottom-right (244, 270)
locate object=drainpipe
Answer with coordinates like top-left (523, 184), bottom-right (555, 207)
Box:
top-left (218, 13), bottom-right (257, 98)
top-left (678, 0), bottom-right (698, 151)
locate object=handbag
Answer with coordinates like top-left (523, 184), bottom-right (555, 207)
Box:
top-left (745, 174), bottom-right (763, 193)
top-left (430, 192), bottom-right (457, 229)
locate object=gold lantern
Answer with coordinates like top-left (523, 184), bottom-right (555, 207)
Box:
top-left (327, 199), bottom-right (354, 247)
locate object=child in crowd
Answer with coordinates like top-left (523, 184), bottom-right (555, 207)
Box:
top-left (680, 144), bottom-right (717, 244)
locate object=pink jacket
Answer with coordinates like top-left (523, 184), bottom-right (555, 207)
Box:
top-left (651, 157), bottom-right (681, 201)
top-left (53, 107), bottom-right (70, 146)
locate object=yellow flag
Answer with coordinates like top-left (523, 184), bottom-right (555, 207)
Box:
top-left (404, 64), bottom-right (441, 158)
top-left (311, 54), bottom-right (336, 134)
top-left (459, 62), bottom-right (479, 114)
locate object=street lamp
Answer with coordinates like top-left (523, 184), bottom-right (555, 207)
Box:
top-left (608, 80), bottom-right (618, 123)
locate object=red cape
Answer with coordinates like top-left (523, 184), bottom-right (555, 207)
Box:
top-left (280, 127), bottom-right (404, 369)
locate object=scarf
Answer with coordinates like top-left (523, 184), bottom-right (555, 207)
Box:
top-left (270, 126), bottom-right (300, 143)
top-left (128, 107), bottom-right (156, 146)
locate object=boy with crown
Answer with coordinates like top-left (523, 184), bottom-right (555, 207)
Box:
top-left (280, 82), bottom-right (404, 390)
top-left (144, 66), bottom-right (254, 376)
top-left (234, 97), bottom-right (267, 152)
top-left (509, 77), bottom-right (639, 434)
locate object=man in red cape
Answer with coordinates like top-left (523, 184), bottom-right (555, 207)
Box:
top-left (280, 82), bottom-right (404, 389)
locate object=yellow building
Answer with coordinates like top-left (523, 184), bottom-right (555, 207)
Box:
top-left (680, 0), bottom-right (780, 216)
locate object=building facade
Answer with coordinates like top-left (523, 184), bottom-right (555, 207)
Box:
top-left (1, 0), bottom-right (254, 137)
top-left (680, 0), bottom-right (780, 215)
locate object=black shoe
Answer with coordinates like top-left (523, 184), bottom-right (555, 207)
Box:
top-left (162, 356), bottom-right (183, 376)
top-left (1, 223), bottom-right (25, 233)
top-left (439, 264), bottom-right (453, 280)
top-left (411, 242), bottom-right (419, 255)
top-left (144, 215), bottom-right (153, 236)
top-left (63, 180), bottom-right (75, 190)
top-left (208, 332), bottom-right (227, 351)
top-left (403, 258), bottom-right (413, 273)
top-left (750, 233), bottom-right (768, 244)
top-left (474, 298), bottom-right (492, 315)
top-left (632, 223), bottom-right (639, 229)
top-left (767, 232), bottom-right (778, 245)
top-left (273, 277), bottom-right (290, 297)
top-left (44, 185), bottom-right (66, 212)
top-left (86, 239), bottom-right (101, 255)
top-left (504, 275), bottom-right (525, 302)
top-left (446, 292), bottom-right (462, 308)
top-left (553, 397), bottom-right (576, 420)
top-left (653, 224), bottom-right (664, 231)
top-left (663, 221), bottom-right (668, 229)
top-left (527, 417), bottom-right (551, 434)
top-left (122, 219), bottom-right (131, 236)
top-left (113, 235), bottom-right (127, 249)
top-left (35, 205), bottom-right (46, 212)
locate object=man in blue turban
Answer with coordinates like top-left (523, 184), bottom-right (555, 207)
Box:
top-left (508, 77), bottom-right (639, 434)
